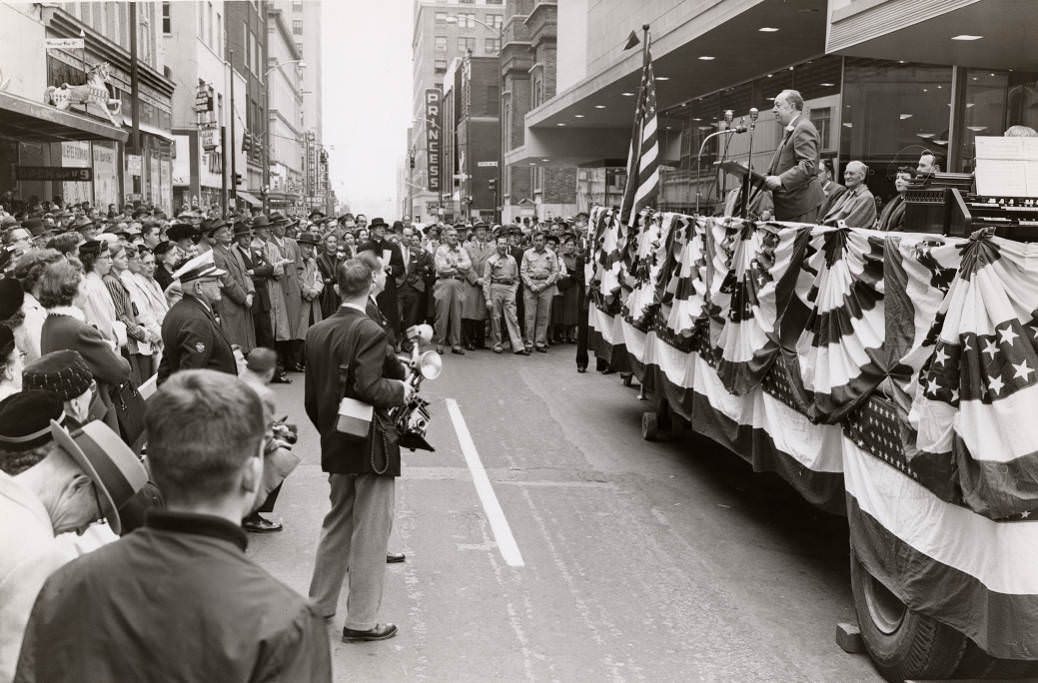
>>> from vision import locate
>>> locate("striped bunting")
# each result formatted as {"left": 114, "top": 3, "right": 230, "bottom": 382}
{"left": 912, "top": 229, "right": 1038, "bottom": 519}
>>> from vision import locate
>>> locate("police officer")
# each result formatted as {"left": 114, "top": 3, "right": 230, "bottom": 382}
{"left": 157, "top": 250, "right": 238, "bottom": 384}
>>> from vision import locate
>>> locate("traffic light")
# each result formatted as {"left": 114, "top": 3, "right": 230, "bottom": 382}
{"left": 488, "top": 177, "right": 497, "bottom": 193}
{"left": 234, "top": 173, "right": 243, "bottom": 186}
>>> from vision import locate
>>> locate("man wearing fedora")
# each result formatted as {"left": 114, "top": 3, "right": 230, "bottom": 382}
{"left": 0, "top": 392, "right": 148, "bottom": 680}
{"left": 296, "top": 231, "right": 325, "bottom": 336}
{"left": 15, "top": 370, "right": 332, "bottom": 681}
{"left": 207, "top": 218, "right": 257, "bottom": 355}
{"left": 270, "top": 212, "right": 305, "bottom": 371}
{"left": 157, "top": 251, "right": 238, "bottom": 384}
{"left": 366, "top": 217, "right": 405, "bottom": 346}
{"left": 252, "top": 216, "right": 292, "bottom": 380}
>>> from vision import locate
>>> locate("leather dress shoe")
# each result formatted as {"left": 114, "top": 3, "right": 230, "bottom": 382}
{"left": 270, "top": 373, "right": 292, "bottom": 384}
{"left": 535, "top": 345, "right": 548, "bottom": 353}
{"left": 515, "top": 349, "right": 531, "bottom": 356}
{"left": 451, "top": 346, "right": 465, "bottom": 355}
{"left": 386, "top": 552, "right": 406, "bottom": 563}
{"left": 436, "top": 344, "right": 444, "bottom": 354}
{"left": 342, "top": 623, "right": 398, "bottom": 642}
{"left": 242, "top": 514, "right": 283, "bottom": 533}
{"left": 577, "top": 365, "right": 587, "bottom": 373}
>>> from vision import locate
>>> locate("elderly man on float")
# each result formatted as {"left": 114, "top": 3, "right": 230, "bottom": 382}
{"left": 820, "top": 160, "right": 877, "bottom": 229}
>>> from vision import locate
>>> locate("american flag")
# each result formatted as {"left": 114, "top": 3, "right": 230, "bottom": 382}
{"left": 619, "top": 43, "right": 659, "bottom": 228}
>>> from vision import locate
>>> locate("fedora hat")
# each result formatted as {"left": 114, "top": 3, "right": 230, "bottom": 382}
{"left": 232, "top": 220, "right": 253, "bottom": 237}
{"left": 50, "top": 419, "right": 149, "bottom": 535}
{"left": 251, "top": 215, "right": 271, "bottom": 228}
{"left": 369, "top": 217, "right": 388, "bottom": 230}
{"left": 297, "top": 231, "right": 320, "bottom": 246}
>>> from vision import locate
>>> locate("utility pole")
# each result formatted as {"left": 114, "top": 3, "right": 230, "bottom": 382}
{"left": 229, "top": 48, "right": 237, "bottom": 206}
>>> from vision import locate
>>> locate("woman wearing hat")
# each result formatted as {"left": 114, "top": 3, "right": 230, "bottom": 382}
{"left": 104, "top": 243, "right": 156, "bottom": 386}
{"left": 296, "top": 232, "right": 324, "bottom": 336}
{"left": 316, "top": 233, "right": 341, "bottom": 317}
{"left": 77, "top": 240, "right": 125, "bottom": 349}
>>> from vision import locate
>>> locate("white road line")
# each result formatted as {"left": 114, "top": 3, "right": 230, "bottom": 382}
{"left": 445, "top": 398, "right": 525, "bottom": 567}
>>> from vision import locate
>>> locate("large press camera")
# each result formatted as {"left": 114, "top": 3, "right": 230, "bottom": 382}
{"left": 393, "top": 324, "right": 442, "bottom": 452}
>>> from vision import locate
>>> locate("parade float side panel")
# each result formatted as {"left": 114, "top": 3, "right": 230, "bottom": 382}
{"left": 584, "top": 206, "right": 1038, "bottom": 660}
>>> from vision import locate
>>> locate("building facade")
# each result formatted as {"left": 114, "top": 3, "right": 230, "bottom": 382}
{"left": 514, "top": 0, "right": 1038, "bottom": 215}
{"left": 0, "top": 1, "right": 174, "bottom": 214}
{"left": 224, "top": 0, "right": 267, "bottom": 209}
{"left": 166, "top": 0, "right": 231, "bottom": 212}
{"left": 500, "top": 0, "right": 575, "bottom": 224}
{"left": 265, "top": 6, "right": 304, "bottom": 213}
{"left": 409, "top": 0, "right": 505, "bottom": 223}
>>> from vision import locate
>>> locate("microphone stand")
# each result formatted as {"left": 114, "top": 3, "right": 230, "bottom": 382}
{"left": 695, "top": 128, "right": 741, "bottom": 216}
{"left": 742, "top": 109, "right": 759, "bottom": 220}
{"left": 718, "top": 110, "right": 734, "bottom": 207}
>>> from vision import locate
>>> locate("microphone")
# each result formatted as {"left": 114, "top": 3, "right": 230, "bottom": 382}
{"left": 721, "top": 125, "right": 748, "bottom": 134}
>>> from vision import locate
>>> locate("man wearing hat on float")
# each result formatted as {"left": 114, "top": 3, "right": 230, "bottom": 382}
{"left": 204, "top": 217, "right": 256, "bottom": 354}
{"left": 0, "top": 392, "right": 148, "bottom": 680}
{"left": 157, "top": 250, "right": 238, "bottom": 384}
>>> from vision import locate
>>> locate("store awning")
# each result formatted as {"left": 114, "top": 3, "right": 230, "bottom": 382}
{"left": 236, "top": 191, "right": 262, "bottom": 207}
{"left": 0, "top": 91, "right": 128, "bottom": 144}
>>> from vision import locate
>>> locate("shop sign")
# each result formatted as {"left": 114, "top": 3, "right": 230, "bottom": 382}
{"left": 424, "top": 89, "right": 441, "bottom": 192}
{"left": 127, "top": 154, "right": 142, "bottom": 176}
{"left": 199, "top": 124, "right": 219, "bottom": 152}
{"left": 477, "top": 161, "right": 497, "bottom": 168}
{"left": 45, "top": 38, "right": 85, "bottom": 50}
{"left": 193, "top": 82, "right": 214, "bottom": 114}
{"left": 15, "top": 166, "right": 92, "bottom": 181}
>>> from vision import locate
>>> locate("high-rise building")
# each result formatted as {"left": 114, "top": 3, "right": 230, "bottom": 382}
{"left": 500, "top": 0, "right": 575, "bottom": 224}
{"left": 223, "top": 0, "right": 267, "bottom": 209}
{"left": 443, "top": 54, "right": 499, "bottom": 223}
{"left": 265, "top": 5, "right": 305, "bottom": 212}
{"left": 165, "top": 0, "right": 231, "bottom": 211}
{"left": 409, "top": 0, "right": 505, "bottom": 224}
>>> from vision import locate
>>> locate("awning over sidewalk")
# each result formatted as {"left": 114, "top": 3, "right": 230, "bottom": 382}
{"left": 236, "top": 191, "right": 262, "bottom": 207}
{"left": 0, "top": 91, "right": 128, "bottom": 144}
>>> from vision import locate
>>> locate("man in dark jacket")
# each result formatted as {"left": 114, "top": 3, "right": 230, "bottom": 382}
{"left": 763, "top": 89, "right": 826, "bottom": 223}
{"left": 368, "top": 217, "right": 404, "bottom": 344}
{"left": 14, "top": 370, "right": 331, "bottom": 682}
{"left": 305, "top": 257, "right": 410, "bottom": 642}
{"left": 156, "top": 251, "right": 238, "bottom": 384}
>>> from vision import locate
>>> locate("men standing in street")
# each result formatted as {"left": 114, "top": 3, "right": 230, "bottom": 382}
{"left": 368, "top": 218, "right": 404, "bottom": 345}
{"left": 432, "top": 227, "right": 471, "bottom": 355}
{"left": 483, "top": 234, "right": 526, "bottom": 355}
{"left": 521, "top": 231, "right": 559, "bottom": 353}
{"left": 208, "top": 218, "right": 256, "bottom": 354}
{"left": 156, "top": 251, "right": 238, "bottom": 384}
{"left": 15, "top": 371, "right": 331, "bottom": 681}
{"left": 397, "top": 226, "right": 432, "bottom": 333}
{"left": 763, "top": 89, "right": 825, "bottom": 223}
{"left": 463, "top": 222, "right": 494, "bottom": 350}
{"left": 305, "top": 258, "right": 411, "bottom": 643}
{"left": 252, "top": 216, "right": 292, "bottom": 381}
{"left": 271, "top": 213, "right": 304, "bottom": 371}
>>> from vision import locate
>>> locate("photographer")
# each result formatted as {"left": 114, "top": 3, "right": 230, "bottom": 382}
{"left": 304, "top": 258, "right": 411, "bottom": 643}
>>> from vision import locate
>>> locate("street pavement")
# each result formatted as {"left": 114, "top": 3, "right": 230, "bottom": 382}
{"left": 249, "top": 344, "right": 883, "bottom": 682}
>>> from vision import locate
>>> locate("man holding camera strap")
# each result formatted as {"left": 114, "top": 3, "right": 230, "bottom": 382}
{"left": 304, "top": 258, "right": 412, "bottom": 643}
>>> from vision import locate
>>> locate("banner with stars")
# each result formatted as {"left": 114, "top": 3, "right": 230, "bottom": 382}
{"left": 912, "top": 229, "right": 1038, "bottom": 520}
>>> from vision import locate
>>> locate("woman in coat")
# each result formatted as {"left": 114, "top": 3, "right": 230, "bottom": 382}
{"left": 104, "top": 243, "right": 154, "bottom": 386}
{"left": 296, "top": 232, "right": 325, "bottom": 336}
{"left": 316, "top": 232, "right": 341, "bottom": 318}
{"left": 77, "top": 240, "right": 124, "bottom": 349}
{"left": 38, "top": 260, "right": 132, "bottom": 436}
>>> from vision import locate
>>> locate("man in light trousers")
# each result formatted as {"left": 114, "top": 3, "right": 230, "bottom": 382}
{"left": 521, "top": 231, "right": 559, "bottom": 352}
{"left": 483, "top": 235, "right": 526, "bottom": 355}
{"left": 432, "top": 227, "right": 471, "bottom": 355}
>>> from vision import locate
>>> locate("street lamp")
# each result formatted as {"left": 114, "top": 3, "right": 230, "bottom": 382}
{"left": 443, "top": 14, "right": 503, "bottom": 223}
{"left": 263, "top": 59, "right": 307, "bottom": 212}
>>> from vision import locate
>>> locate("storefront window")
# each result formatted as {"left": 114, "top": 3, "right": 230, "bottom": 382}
{"left": 958, "top": 70, "right": 1009, "bottom": 173}
{"left": 840, "top": 58, "right": 953, "bottom": 201}
{"left": 1008, "top": 72, "right": 1038, "bottom": 133}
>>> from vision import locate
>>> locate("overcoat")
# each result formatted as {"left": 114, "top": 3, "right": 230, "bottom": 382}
{"left": 156, "top": 295, "right": 238, "bottom": 384}
{"left": 211, "top": 243, "right": 257, "bottom": 353}
{"left": 463, "top": 240, "right": 495, "bottom": 320}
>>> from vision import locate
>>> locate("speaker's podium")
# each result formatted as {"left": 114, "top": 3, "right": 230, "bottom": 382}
{"left": 714, "top": 160, "right": 769, "bottom": 218}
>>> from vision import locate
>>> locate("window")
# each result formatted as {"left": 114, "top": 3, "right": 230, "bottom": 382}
{"left": 459, "top": 0, "right": 473, "bottom": 4}
{"left": 485, "top": 38, "right": 499, "bottom": 53}
{"left": 200, "top": 4, "right": 206, "bottom": 42}
{"left": 295, "top": 41, "right": 304, "bottom": 54}
{"left": 243, "top": 24, "right": 251, "bottom": 70}
{"left": 458, "top": 37, "right": 475, "bottom": 52}
{"left": 434, "top": 36, "right": 447, "bottom": 52}
{"left": 292, "top": 19, "right": 303, "bottom": 35}
{"left": 486, "top": 14, "right": 503, "bottom": 29}
{"left": 459, "top": 13, "right": 475, "bottom": 28}
{"left": 486, "top": 0, "right": 502, "bottom": 4}
{"left": 161, "top": 1, "right": 171, "bottom": 33}
{"left": 435, "top": 58, "right": 447, "bottom": 72}
{"left": 208, "top": 2, "right": 214, "bottom": 48}
{"left": 216, "top": 12, "right": 222, "bottom": 54}
{"left": 291, "top": 0, "right": 303, "bottom": 10}
{"left": 434, "top": 12, "right": 447, "bottom": 23}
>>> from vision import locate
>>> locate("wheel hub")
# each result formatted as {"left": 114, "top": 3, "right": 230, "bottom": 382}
{"left": 863, "top": 571, "right": 907, "bottom": 635}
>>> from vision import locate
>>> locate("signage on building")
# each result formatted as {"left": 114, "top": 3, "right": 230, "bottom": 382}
{"left": 424, "top": 89, "right": 441, "bottom": 192}
{"left": 199, "top": 123, "right": 218, "bottom": 152}
{"left": 477, "top": 161, "right": 498, "bottom": 168}
{"left": 45, "top": 38, "right": 85, "bottom": 50}
{"left": 15, "top": 166, "right": 92, "bottom": 182}
{"left": 193, "top": 82, "right": 214, "bottom": 114}
{"left": 126, "top": 154, "right": 142, "bottom": 176}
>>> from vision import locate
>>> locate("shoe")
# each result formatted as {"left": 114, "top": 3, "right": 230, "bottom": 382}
{"left": 493, "top": 345, "right": 503, "bottom": 354}
{"left": 270, "top": 374, "right": 292, "bottom": 384}
{"left": 342, "top": 623, "right": 398, "bottom": 642}
{"left": 515, "top": 349, "right": 531, "bottom": 356}
{"left": 464, "top": 342, "right": 476, "bottom": 351}
{"left": 535, "top": 345, "right": 548, "bottom": 353}
{"left": 386, "top": 552, "right": 406, "bottom": 563}
{"left": 436, "top": 344, "right": 444, "bottom": 354}
{"left": 451, "top": 346, "right": 465, "bottom": 355}
{"left": 577, "top": 366, "right": 587, "bottom": 373}
{"left": 242, "top": 514, "right": 283, "bottom": 533}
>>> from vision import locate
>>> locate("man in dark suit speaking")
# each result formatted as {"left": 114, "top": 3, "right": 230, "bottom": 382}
{"left": 763, "top": 89, "right": 825, "bottom": 223}
{"left": 304, "top": 258, "right": 411, "bottom": 642}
